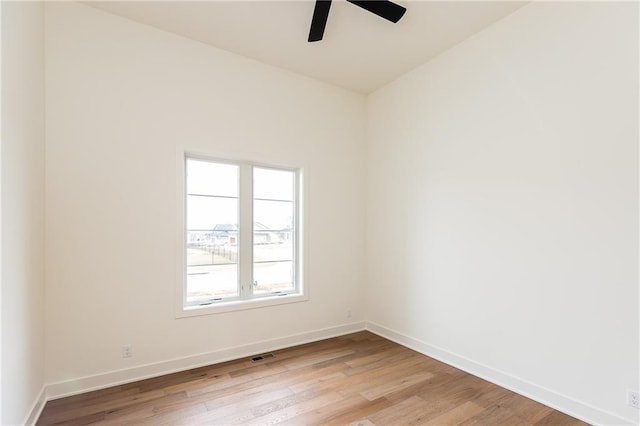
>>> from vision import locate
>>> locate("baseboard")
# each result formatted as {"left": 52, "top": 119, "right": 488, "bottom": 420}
{"left": 30, "top": 320, "right": 633, "bottom": 425}
{"left": 365, "top": 321, "right": 634, "bottom": 426}
{"left": 23, "top": 385, "right": 47, "bottom": 426}
{"left": 44, "top": 321, "right": 366, "bottom": 402}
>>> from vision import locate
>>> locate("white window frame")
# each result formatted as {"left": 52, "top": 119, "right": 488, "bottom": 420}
{"left": 176, "top": 150, "right": 307, "bottom": 318}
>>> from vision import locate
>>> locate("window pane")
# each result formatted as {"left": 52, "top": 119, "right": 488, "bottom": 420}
{"left": 187, "top": 159, "right": 238, "bottom": 197}
{"left": 187, "top": 230, "right": 238, "bottom": 266}
{"left": 253, "top": 199, "right": 294, "bottom": 267}
{"left": 254, "top": 232, "right": 293, "bottom": 262}
{"left": 186, "top": 264, "right": 239, "bottom": 302}
{"left": 254, "top": 167, "right": 294, "bottom": 201}
{"left": 186, "top": 158, "right": 240, "bottom": 303}
{"left": 253, "top": 199, "right": 293, "bottom": 230}
{"left": 253, "top": 261, "right": 294, "bottom": 295}
{"left": 253, "top": 167, "right": 295, "bottom": 296}
{"left": 187, "top": 195, "right": 238, "bottom": 230}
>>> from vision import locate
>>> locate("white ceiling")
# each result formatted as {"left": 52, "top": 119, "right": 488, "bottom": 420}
{"left": 86, "top": 1, "right": 527, "bottom": 94}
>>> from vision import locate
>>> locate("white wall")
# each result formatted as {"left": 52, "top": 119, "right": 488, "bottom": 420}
{"left": 1, "top": 1, "right": 46, "bottom": 424}
{"left": 367, "top": 2, "right": 638, "bottom": 424}
{"left": 44, "top": 2, "right": 366, "bottom": 388}
{"left": 35, "top": 1, "right": 640, "bottom": 424}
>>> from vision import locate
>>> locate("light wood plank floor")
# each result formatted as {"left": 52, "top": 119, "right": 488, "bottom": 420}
{"left": 37, "top": 332, "right": 587, "bottom": 425}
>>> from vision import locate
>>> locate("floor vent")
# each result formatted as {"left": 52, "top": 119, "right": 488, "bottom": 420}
{"left": 251, "top": 353, "right": 275, "bottom": 362}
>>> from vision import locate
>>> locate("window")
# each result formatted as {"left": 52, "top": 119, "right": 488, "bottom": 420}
{"left": 179, "top": 155, "right": 304, "bottom": 315}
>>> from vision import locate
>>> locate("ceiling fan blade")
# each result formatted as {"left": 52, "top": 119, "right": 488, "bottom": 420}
{"left": 308, "top": 0, "right": 332, "bottom": 42}
{"left": 346, "top": 0, "right": 406, "bottom": 23}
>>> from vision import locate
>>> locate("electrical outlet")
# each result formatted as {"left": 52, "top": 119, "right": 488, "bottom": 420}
{"left": 628, "top": 390, "right": 639, "bottom": 408}
{"left": 122, "top": 344, "right": 133, "bottom": 358}
{"left": 346, "top": 309, "right": 352, "bottom": 318}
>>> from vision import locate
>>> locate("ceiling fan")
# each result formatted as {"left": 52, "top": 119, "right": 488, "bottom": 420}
{"left": 308, "top": 0, "right": 406, "bottom": 42}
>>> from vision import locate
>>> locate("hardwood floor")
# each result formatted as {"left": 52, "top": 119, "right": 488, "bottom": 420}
{"left": 37, "top": 332, "right": 586, "bottom": 425}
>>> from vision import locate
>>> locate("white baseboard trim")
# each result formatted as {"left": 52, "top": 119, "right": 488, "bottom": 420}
{"left": 28, "top": 321, "right": 633, "bottom": 426}
{"left": 365, "top": 321, "right": 634, "bottom": 426}
{"left": 34, "top": 321, "right": 365, "bottom": 413}
{"left": 23, "top": 385, "right": 47, "bottom": 426}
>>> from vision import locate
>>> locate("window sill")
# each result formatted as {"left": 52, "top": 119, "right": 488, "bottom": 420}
{"left": 176, "top": 293, "right": 308, "bottom": 318}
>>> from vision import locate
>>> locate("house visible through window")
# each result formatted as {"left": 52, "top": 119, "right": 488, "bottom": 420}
{"left": 184, "top": 156, "right": 301, "bottom": 310}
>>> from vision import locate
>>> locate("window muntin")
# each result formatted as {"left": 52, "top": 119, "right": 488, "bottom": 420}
{"left": 183, "top": 157, "right": 300, "bottom": 309}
